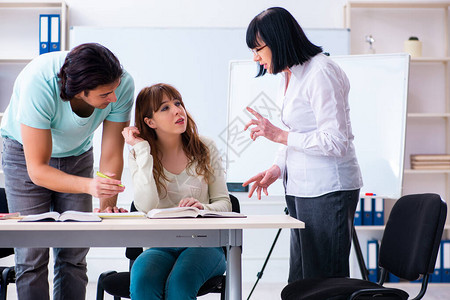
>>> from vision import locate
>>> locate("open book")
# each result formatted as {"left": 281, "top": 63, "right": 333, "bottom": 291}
{"left": 147, "top": 207, "right": 246, "bottom": 219}
{"left": 19, "top": 210, "right": 101, "bottom": 222}
{"left": 94, "top": 212, "right": 147, "bottom": 219}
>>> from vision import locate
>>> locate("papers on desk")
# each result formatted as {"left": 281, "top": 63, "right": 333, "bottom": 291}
{"left": 0, "top": 212, "right": 21, "bottom": 220}
{"left": 147, "top": 207, "right": 246, "bottom": 219}
{"left": 19, "top": 211, "right": 101, "bottom": 222}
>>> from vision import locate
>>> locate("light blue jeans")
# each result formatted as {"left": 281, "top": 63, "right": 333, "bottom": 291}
{"left": 130, "top": 247, "right": 226, "bottom": 300}
{"left": 2, "top": 138, "right": 93, "bottom": 300}
{"left": 286, "top": 189, "right": 360, "bottom": 282}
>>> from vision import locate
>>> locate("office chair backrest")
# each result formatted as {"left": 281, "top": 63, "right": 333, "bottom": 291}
{"left": 379, "top": 193, "right": 447, "bottom": 281}
{"left": 0, "top": 187, "right": 14, "bottom": 258}
{"left": 229, "top": 194, "right": 240, "bottom": 213}
{"left": 0, "top": 188, "right": 8, "bottom": 214}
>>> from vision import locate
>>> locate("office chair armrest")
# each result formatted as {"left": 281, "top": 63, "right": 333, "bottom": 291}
{"left": 350, "top": 287, "right": 408, "bottom": 300}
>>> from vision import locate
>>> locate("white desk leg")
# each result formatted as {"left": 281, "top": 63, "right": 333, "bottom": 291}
{"left": 226, "top": 229, "right": 242, "bottom": 300}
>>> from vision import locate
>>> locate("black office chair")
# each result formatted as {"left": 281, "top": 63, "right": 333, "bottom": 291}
{"left": 96, "top": 194, "right": 241, "bottom": 300}
{"left": 281, "top": 193, "right": 447, "bottom": 300}
{"left": 0, "top": 188, "right": 16, "bottom": 300}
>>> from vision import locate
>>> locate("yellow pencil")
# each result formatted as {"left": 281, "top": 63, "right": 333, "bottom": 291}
{"left": 96, "top": 171, "right": 125, "bottom": 187}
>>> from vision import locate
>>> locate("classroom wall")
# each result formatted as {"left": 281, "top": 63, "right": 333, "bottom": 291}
{"left": 3, "top": 0, "right": 446, "bottom": 287}
{"left": 66, "top": 0, "right": 347, "bottom": 29}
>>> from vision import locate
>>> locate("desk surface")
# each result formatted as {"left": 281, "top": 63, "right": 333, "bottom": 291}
{"left": 0, "top": 214, "right": 304, "bottom": 231}
{"left": 0, "top": 215, "right": 304, "bottom": 248}
{"left": 0, "top": 215, "right": 303, "bottom": 300}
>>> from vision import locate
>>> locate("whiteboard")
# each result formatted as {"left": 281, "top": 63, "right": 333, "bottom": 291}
{"left": 227, "top": 54, "right": 409, "bottom": 198}
{"left": 69, "top": 27, "right": 350, "bottom": 168}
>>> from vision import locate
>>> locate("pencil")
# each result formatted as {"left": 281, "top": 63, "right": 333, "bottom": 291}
{"left": 96, "top": 171, "right": 125, "bottom": 187}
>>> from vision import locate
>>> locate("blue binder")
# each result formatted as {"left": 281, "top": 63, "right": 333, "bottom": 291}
{"left": 442, "top": 240, "right": 450, "bottom": 282}
{"left": 367, "top": 240, "right": 379, "bottom": 282}
{"left": 373, "top": 198, "right": 384, "bottom": 225}
{"left": 49, "top": 14, "right": 61, "bottom": 52}
{"left": 431, "top": 243, "right": 442, "bottom": 282}
{"left": 354, "top": 198, "right": 362, "bottom": 225}
{"left": 363, "top": 197, "right": 373, "bottom": 225}
{"left": 39, "top": 15, "right": 50, "bottom": 54}
{"left": 389, "top": 273, "right": 400, "bottom": 283}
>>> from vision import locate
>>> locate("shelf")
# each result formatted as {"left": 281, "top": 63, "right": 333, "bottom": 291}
{"left": 355, "top": 225, "right": 385, "bottom": 230}
{"left": 347, "top": 2, "right": 450, "bottom": 9}
{"left": 404, "top": 169, "right": 450, "bottom": 174}
{"left": 411, "top": 57, "right": 450, "bottom": 63}
{"left": 407, "top": 113, "right": 450, "bottom": 118}
{"left": 0, "top": 58, "right": 33, "bottom": 63}
{"left": 0, "top": 1, "right": 66, "bottom": 8}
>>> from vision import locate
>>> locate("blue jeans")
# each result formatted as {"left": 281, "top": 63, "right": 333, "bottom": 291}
{"left": 2, "top": 138, "right": 93, "bottom": 300}
{"left": 286, "top": 189, "right": 359, "bottom": 282}
{"left": 130, "top": 247, "right": 226, "bottom": 300}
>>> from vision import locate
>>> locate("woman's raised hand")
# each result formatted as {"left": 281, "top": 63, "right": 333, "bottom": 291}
{"left": 122, "top": 126, "right": 145, "bottom": 146}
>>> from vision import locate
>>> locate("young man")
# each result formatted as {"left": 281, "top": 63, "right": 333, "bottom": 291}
{"left": 1, "top": 43, "right": 134, "bottom": 300}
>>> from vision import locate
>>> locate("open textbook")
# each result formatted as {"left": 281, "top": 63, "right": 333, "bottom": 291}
{"left": 147, "top": 207, "right": 246, "bottom": 219}
{"left": 19, "top": 210, "right": 101, "bottom": 222}
{"left": 94, "top": 212, "right": 147, "bottom": 219}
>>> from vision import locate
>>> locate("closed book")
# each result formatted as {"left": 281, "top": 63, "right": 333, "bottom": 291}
{"left": 442, "top": 240, "right": 450, "bottom": 282}
{"left": 367, "top": 240, "right": 379, "bottom": 282}
{"left": 410, "top": 154, "right": 450, "bottom": 161}
{"left": 373, "top": 198, "right": 384, "bottom": 226}
{"left": 354, "top": 198, "right": 362, "bottom": 226}
{"left": 363, "top": 197, "right": 373, "bottom": 225}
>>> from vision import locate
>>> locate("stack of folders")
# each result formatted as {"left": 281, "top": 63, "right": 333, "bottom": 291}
{"left": 410, "top": 154, "right": 450, "bottom": 170}
{"left": 367, "top": 239, "right": 450, "bottom": 283}
{"left": 39, "top": 14, "right": 61, "bottom": 55}
{"left": 354, "top": 198, "right": 384, "bottom": 226}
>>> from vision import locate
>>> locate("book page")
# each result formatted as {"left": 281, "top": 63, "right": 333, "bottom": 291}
{"left": 198, "top": 210, "right": 246, "bottom": 218}
{"left": 59, "top": 211, "right": 101, "bottom": 222}
{"left": 19, "top": 211, "right": 60, "bottom": 222}
{"left": 147, "top": 207, "right": 200, "bottom": 219}
{"left": 95, "top": 212, "right": 146, "bottom": 218}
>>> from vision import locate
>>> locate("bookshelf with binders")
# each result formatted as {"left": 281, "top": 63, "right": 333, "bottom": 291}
{"left": 0, "top": 1, "right": 68, "bottom": 187}
{"left": 344, "top": 1, "right": 450, "bottom": 232}
{"left": 345, "top": 1, "right": 450, "bottom": 281}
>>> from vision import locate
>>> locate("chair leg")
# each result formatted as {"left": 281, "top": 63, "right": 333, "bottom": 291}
{"left": 97, "top": 271, "right": 119, "bottom": 300}
{"left": 1, "top": 267, "right": 14, "bottom": 300}
{"left": 220, "top": 277, "right": 226, "bottom": 300}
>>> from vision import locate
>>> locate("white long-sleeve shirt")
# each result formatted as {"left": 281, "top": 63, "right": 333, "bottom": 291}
{"left": 274, "top": 54, "right": 363, "bottom": 197}
{"left": 128, "top": 136, "right": 231, "bottom": 213}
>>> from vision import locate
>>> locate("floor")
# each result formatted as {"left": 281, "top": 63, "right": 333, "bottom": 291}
{"left": 4, "top": 281, "right": 450, "bottom": 299}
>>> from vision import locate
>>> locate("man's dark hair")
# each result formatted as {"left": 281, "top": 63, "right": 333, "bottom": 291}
{"left": 58, "top": 43, "right": 123, "bottom": 100}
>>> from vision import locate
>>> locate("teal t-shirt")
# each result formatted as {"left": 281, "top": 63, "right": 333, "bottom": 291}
{"left": 0, "top": 51, "right": 135, "bottom": 157}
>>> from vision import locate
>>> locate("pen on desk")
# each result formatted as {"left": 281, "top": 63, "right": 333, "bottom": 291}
{"left": 96, "top": 171, "right": 125, "bottom": 187}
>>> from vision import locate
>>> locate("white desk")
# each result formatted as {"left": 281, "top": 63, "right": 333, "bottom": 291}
{"left": 0, "top": 215, "right": 304, "bottom": 300}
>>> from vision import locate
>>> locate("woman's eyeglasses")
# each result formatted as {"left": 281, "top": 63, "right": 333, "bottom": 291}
{"left": 251, "top": 45, "right": 267, "bottom": 55}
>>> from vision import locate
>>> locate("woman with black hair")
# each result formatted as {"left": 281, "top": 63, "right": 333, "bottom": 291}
{"left": 0, "top": 43, "right": 134, "bottom": 300}
{"left": 243, "top": 7, "right": 363, "bottom": 282}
